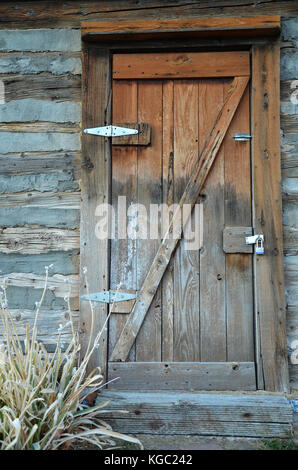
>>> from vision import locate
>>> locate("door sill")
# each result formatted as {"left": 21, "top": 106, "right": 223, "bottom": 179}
{"left": 96, "top": 390, "right": 293, "bottom": 438}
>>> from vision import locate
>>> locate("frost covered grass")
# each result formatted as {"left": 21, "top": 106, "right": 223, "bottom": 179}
{"left": 0, "top": 266, "right": 142, "bottom": 450}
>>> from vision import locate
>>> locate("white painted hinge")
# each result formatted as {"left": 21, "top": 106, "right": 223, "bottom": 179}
{"left": 83, "top": 125, "right": 139, "bottom": 137}
{"left": 81, "top": 290, "right": 137, "bottom": 303}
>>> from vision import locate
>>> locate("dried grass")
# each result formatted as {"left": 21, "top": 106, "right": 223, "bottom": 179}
{"left": 0, "top": 266, "right": 142, "bottom": 450}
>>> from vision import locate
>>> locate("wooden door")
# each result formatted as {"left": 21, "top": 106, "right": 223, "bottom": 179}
{"left": 107, "top": 51, "right": 256, "bottom": 391}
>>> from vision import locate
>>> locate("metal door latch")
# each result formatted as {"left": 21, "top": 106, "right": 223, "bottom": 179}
{"left": 81, "top": 290, "right": 137, "bottom": 303}
{"left": 84, "top": 125, "right": 139, "bottom": 137}
{"left": 245, "top": 234, "right": 264, "bottom": 255}
{"left": 233, "top": 133, "right": 252, "bottom": 141}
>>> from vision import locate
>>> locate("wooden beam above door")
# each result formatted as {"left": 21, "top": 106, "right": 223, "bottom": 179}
{"left": 82, "top": 16, "right": 280, "bottom": 42}
{"left": 113, "top": 52, "right": 250, "bottom": 80}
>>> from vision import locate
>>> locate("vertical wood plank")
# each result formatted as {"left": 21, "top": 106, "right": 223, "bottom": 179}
{"left": 199, "top": 79, "right": 226, "bottom": 362}
{"left": 80, "top": 46, "right": 111, "bottom": 377}
{"left": 162, "top": 80, "right": 174, "bottom": 362}
{"left": 109, "top": 80, "right": 138, "bottom": 362}
{"left": 224, "top": 84, "right": 254, "bottom": 362}
{"left": 252, "top": 43, "right": 289, "bottom": 392}
{"left": 135, "top": 81, "right": 163, "bottom": 362}
{"left": 173, "top": 80, "right": 200, "bottom": 362}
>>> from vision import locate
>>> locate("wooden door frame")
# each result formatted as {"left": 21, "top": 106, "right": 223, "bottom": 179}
{"left": 81, "top": 16, "right": 289, "bottom": 393}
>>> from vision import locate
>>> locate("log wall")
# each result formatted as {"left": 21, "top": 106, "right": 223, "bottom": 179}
{"left": 0, "top": 1, "right": 297, "bottom": 390}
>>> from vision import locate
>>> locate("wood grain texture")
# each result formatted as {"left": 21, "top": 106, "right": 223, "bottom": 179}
{"left": 223, "top": 227, "right": 253, "bottom": 254}
{"left": 109, "top": 79, "right": 138, "bottom": 363}
{"left": 97, "top": 390, "right": 293, "bottom": 437}
{"left": 199, "top": 79, "right": 226, "bottom": 363}
{"left": 108, "top": 362, "right": 256, "bottom": 391}
{"left": 2, "top": 73, "right": 81, "bottom": 103}
{"left": 113, "top": 52, "right": 250, "bottom": 79}
{"left": 0, "top": 227, "right": 79, "bottom": 254}
{"left": 83, "top": 16, "right": 280, "bottom": 40}
{"left": 112, "top": 122, "right": 151, "bottom": 146}
{"left": 224, "top": 83, "right": 254, "bottom": 363}
{"left": 252, "top": 43, "right": 289, "bottom": 392}
{"left": 0, "top": 3, "right": 295, "bottom": 29}
{"left": 173, "top": 80, "right": 200, "bottom": 362}
{"left": 110, "top": 76, "right": 249, "bottom": 362}
{"left": 135, "top": 80, "right": 162, "bottom": 362}
{"left": 161, "top": 80, "right": 174, "bottom": 362}
{"left": 80, "top": 47, "right": 110, "bottom": 377}
{"left": 0, "top": 191, "right": 80, "bottom": 209}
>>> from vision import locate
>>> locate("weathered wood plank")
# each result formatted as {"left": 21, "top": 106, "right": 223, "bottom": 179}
{"left": 113, "top": 52, "right": 250, "bottom": 79}
{"left": 0, "top": 132, "right": 80, "bottom": 153}
{"left": 173, "top": 80, "right": 200, "bottom": 362}
{"left": 109, "top": 79, "right": 138, "bottom": 363}
{"left": 0, "top": 123, "right": 80, "bottom": 133}
{"left": 0, "top": 151, "right": 80, "bottom": 176}
{"left": 0, "top": 191, "right": 80, "bottom": 209}
{"left": 0, "top": 99, "right": 81, "bottom": 123}
{"left": 223, "top": 227, "right": 253, "bottom": 253}
{"left": 161, "top": 80, "right": 174, "bottom": 362}
{"left": 80, "top": 46, "right": 110, "bottom": 377}
{"left": 84, "top": 17, "right": 280, "bottom": 41}
{"left": 0, "top": 29, "right": 81, "bottom": 52}
{"left": 0, "top": 309, "right": 79, "bottom": 339}
{"left": 97, "top": 391, "right": 293, "bottom": 437}
{"left": 108, "top": 362, "right": 256, "bottom": 391}
{"left": 112, "top": 122, "right": 151, "bottom": 146}
{"left": 2, "top": 73, "right": 81, "bottom": 103}
{"left": 0, "top": 2, "right": 295, "bottom": 29}
{"left": 224, "top": 83, "right": 254, "bottom": 364}
{"left": 0, "top": 227, "right": 79, "bottom": 254}
{"left": 252, "top": 43, "right": 289, "bottom": 392}
{"left": 99, "top": 390, "right": 292, "bottom": 423}
{"left": 110, "top": 76, "right": 249, "bottom": 362}
{"left": 284, "top": 226, "right": 298, "bottom": 255}
{"left": 135, "top": 80, "right": 162, "bottom": 362}
{"left": 199, "top": 79, "right": 226, "bottom": 363}
{"left": 0, "top": 273, "right": 79, "bottom": 299}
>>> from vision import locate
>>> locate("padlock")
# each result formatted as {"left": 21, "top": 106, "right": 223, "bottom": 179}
{"left": 255, "top": 236, "right": 264, "bottom": 255}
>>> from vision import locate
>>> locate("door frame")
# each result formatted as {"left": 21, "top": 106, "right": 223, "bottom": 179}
{"left": 80, "top": 16, "right": 289, "bottom": 393}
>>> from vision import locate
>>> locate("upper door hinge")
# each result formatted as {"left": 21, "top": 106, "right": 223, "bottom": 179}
{"left": 84, "top": 125, "right": 139, "bottom": 137}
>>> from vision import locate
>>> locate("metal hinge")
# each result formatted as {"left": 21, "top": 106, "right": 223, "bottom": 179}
{"left": 81, "top": 290, "right": 137, "bottom": 303}
{"left": 245, "top": 234, "right": 264, "bottom": 255}
{"left": 233, "top": 133, "right": 252, "bottom": 141}
{"left": 84, "top": 125, "right": 139, "bottom": 137}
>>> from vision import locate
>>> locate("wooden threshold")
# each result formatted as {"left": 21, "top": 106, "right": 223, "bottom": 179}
{"left": 82, "top": 16, "right": 280, "bottom": 42}
{"left": 97, "top": 391, "right": 293, "bottom": 438}
{"left": 108, "top": 362, "right": 256, "bottom": 391}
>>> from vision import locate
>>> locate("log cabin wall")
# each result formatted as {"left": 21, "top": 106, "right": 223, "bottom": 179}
{"left": 0, "top": 1, "right": 297, "bottom": 390}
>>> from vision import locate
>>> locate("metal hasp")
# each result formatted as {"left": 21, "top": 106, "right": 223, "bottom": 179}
{"left": 84, "top": 125, "right": 139, "bottom": 137}
{"left": 245, "top": 234, "right": 264, "bottom": 255}
{"left": 81, "top": 290, "right": 137, "bottom": 304}
{"left": 233, "top": 133, "right": 252, "bottom": 141}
